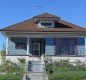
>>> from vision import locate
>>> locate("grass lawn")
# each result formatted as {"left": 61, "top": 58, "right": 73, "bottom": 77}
{"left": 48, "top": 71, "right": 86, "bottom": 80}
{"left": 0, "top": 73, "right": 23, "bottom": 80}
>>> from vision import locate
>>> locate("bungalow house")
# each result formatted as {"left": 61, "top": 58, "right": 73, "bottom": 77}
{"left": 0, "top": 13, "right": 86, "bottom": 62}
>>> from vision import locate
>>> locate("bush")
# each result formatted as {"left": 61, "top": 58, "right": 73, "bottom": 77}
{"left": 0, "top": 50, "right": 25, "bottom": 79}
{"left": 54, "top": 59, "right": 70, "bottom": 71}
{"left": 45, "top": 59, "right": 86, "bottom": 80}
{"left": 46, "top": 63, "right": 54, "bottom": 74}
{"left": 45, "top": 59, "right": 86, "bottom": 72}
{"left": 0, "top": 50, "right": 6, "bottom": 64}
{"left": 0, "top": 73, "right": 22, "bottom": 80}
{"left": 48, "top": 71, "right": 86, "bottom": 80}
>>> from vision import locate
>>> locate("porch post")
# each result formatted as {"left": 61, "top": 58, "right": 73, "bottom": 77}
{"left": 27, "top": 37, "right": 29, "bottom": 55}
{"left": 6, "top": 37, "right": 8, "bottom": 55}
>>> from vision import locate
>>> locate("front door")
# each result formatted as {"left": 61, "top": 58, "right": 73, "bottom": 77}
{"left": 32, "top": 42, "right": 40, "bottom": 56}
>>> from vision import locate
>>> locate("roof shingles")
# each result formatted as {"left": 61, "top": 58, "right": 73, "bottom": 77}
{"left": 0, "top": 13, "right": 86, "bottom": 32}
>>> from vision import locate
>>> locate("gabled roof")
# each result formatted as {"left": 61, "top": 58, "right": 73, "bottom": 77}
{"left": 0, "top": 13, "right": 86, "bottom": 32}
{"left": 33, "top": 13, "right": 60, "bottom": 19}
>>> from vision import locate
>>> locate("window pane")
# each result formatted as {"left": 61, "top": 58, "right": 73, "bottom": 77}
{"left": 41, "top": 22, "right": 52, "bottom": 26}
{"left": 16, "top": 43, "right": 26, "bottom": 49}
{"left": 33, "top": 50, "right": 39, "bottom": 55}
{"left": 33, "top": 43, "right": 39, "bottom": 49}
{"left": 56, "top": 38, "right": 76, "bottom": 55}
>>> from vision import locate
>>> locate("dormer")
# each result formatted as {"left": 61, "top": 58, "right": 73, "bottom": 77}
{"left": 33, "top": 13, "right": 60, "bottom": 28}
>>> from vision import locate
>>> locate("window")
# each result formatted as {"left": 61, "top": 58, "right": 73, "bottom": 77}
{"left": 41, "top": 22, "right": 52, "bottom": 27}
{"left": 56, "top": 38, "right": 76, "bottom": 55}
{"left": 16, "top": 43, "right": 26, "bottom": 49}
{"left": 38, "top": 21, "right": 54, "bottom": 28}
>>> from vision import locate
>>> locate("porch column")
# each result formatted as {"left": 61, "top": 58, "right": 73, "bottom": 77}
{"left": 6, "top": 37, "right": 9, "bottom": 55}
{"left": 27, "top": 37, "right": 29, "bottom": 55}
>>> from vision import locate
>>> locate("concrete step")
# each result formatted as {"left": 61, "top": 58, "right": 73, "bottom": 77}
{"left": 24, "top": 59, "right": 46, "bottom": 80}
{"left": 23, "top": 73, "right": 47, "bottom": 80}
{"left": 29, "top": 57, "right": 41, "bottom": 61}
{"left": 28, "top": 61, "right": 41, "bottom": 64}
{"left": 27, "top": 61, "right": 44, "bottom": 72}
{"left": 27, "top": 72, "right": 44, "bottom": 75}
{"left": 26, "top": 74, "right": 44, "bottom": 80}
{"left": 28, "top": 75, "right": 44, "bottom": 80}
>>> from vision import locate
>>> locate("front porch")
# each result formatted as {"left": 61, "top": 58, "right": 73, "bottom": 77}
{"left": 6, "top": 37, "right": 85, "bottom": 57}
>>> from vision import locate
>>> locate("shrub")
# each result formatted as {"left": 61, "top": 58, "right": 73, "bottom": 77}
{"left": 0, "top": 73, "right": 22, "bottom": 80}
{"left": 74, "top": 60, "right": 86, "bottom": 71}
{"left": 54, "top": 59, "right": 70, "bottom": 71}
{"left": 45, "top": 59, "right": 86, "bottom": 80}
{"left": 0, "top": 50, "right": 25, "bottom": 79}
{"left": 18, "top": 57, "right": 26, "bottom": 73}
{"left": 48, "top": 71, "right": 86, "bottom": 80}
{"left": 18, "top": 57, "right": 26, "bottom": 65}
{"left": 0, "top": 50, "right": 6, "bottom": 64}
{"left": 45, "top": 59, "right": 86, "bottom": 72}
{"left": 46, "top": 63, "right": 54, "bottom": 74}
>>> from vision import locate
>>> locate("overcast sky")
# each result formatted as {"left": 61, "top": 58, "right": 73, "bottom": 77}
{"left": 0, "top": 0, "right": 86, "bottom": 50}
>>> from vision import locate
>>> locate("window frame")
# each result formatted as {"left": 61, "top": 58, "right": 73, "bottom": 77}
{"left": 38, "top": 21, "right": 54, "bottom": 28}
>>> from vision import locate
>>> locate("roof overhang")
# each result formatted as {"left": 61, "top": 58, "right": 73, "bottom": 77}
{"left": 1, "top": 31, "right": 86, "bottom": 38}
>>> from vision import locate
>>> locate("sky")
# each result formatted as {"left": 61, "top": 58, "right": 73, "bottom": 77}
{"left": 0, "top": 0, "right": 86, "bottom": 50}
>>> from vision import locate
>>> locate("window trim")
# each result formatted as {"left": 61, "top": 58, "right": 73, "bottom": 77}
{"left": 38, "top": 21, "right": 54, "bottom": 28}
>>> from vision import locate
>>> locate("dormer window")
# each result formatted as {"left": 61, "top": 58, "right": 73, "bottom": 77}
{"left": 38, "top": 21, "right": 54, "bottom": 28}
{"left": 41, "top": 22, "right": 52, "bottom": 27}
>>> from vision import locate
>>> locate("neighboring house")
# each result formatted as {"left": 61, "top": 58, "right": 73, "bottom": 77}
{"left": 0, "top": 13, "right": 86, "bottom": 62}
